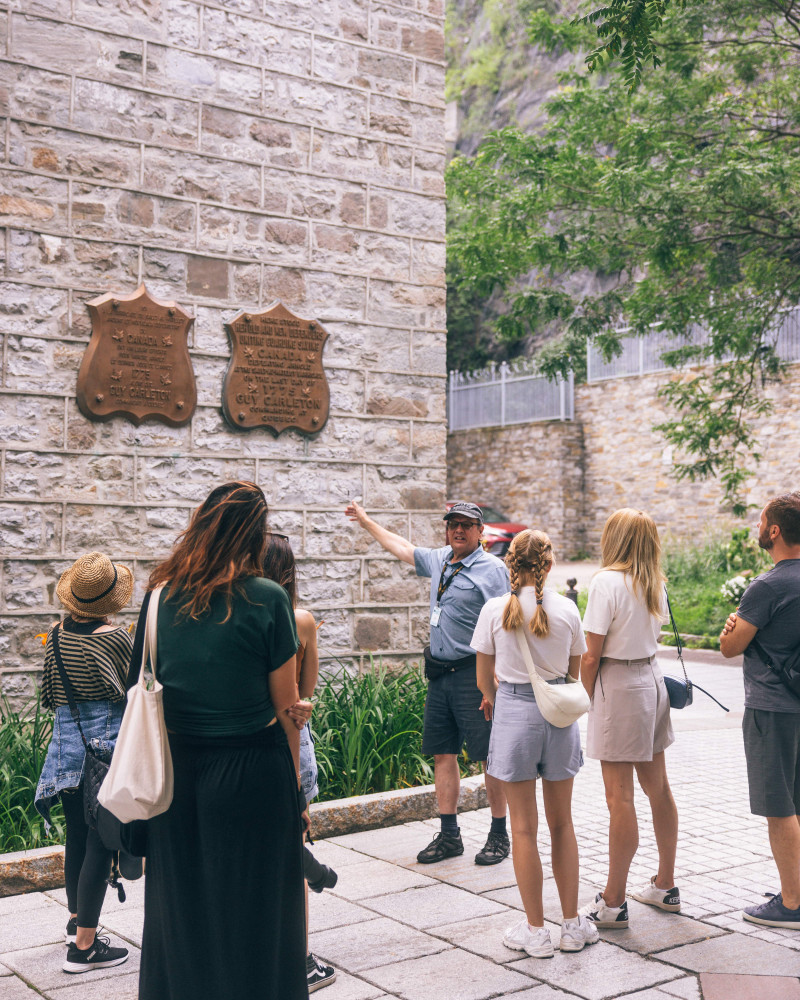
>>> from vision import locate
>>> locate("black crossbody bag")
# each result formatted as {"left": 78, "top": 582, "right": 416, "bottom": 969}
{"left": 663, "top": 591, "right": 729, "bottom": 712}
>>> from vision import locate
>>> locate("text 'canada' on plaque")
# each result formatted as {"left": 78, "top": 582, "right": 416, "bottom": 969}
{"left": 76, "top": 284, "right": 196, "bottom": 427}
{"left": 222, "top": 302, "right": 330, "bottom": 435}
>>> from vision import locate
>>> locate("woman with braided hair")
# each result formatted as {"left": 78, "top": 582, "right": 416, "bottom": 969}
{"left": 472, "top": 529, "right": 598, "bottom": 959}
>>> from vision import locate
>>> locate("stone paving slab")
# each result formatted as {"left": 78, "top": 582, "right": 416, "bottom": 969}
{"left": 362, "top": 882, "right": 507, "bottom": 929}
{"left": 309, "top": 915, "right": 450, "bottom": 973}
{"left": 0, "top": 897, "right": 69, "bottom": 953}
{"left": 507, "top": 942, "right": 684, "bottom": 1000}
{"left": 657, "top": 977, "right": 701, "bottom": 999}
{"left": 360, "top": 947, "right": 533, "bottom": 1000}
{"left": 432, "top": 910, "right": 559, "bottom": 965}
{"left": 326, "top": 858, "right": 439, "bottom": 901}
{"left": 309, "top": 890, "right": 377, "bottom": 933}
{"left": 404, "top": 852, "right": 519, "bottom": 894}
{"left": 0, "top": 978, "right": 44, "bottom": 999}
{"left": 45, "top": 971, "right": 141, "bottom": 1000}
{"left": 699, "top": 972, "right": 800, "bottom": 1000}
{"left": 603, "top": 901, "right": 726, "bottom": 955}
{"left": 659, "top": 931, "right": 800, "bottom": 975}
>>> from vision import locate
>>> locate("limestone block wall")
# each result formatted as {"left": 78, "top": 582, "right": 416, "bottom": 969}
{"left": 0, "top": 0, "right": 447, "bottom": 703}
{"left": 448, "top": 364, "right": 800, "bottom": 557}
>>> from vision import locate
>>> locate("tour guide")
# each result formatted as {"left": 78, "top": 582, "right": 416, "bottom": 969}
{"left": 344, "top": 500, "right": 511, "bottom": 865}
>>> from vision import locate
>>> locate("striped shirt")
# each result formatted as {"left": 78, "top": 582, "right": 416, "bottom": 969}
{"left": 41, "top": 621, "right": 133, "bottom": 709}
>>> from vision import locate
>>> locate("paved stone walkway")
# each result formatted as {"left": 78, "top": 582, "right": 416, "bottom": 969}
{"left": 2, "top": 652, "right": 800, "bottom": 998}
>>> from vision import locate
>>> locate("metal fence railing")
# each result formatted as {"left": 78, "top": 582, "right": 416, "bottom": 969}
{"left": 586, "top": 306, "right": 800, "bottom": 382}
{"left": 447, "top": 363, "right": 573, "bottom": 432}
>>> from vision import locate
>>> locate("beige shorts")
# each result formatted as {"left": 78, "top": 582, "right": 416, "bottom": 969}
{"left": 586, "top": 656, "right": 674, "bottom": 762}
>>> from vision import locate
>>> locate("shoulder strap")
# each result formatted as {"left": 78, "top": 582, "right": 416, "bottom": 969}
{"left": 664, "top": 587, "right": 689, "bottom": 684}
{"left": 50, "top": 625, "right": 89, "bottom": 750}
{"left": 141, "top": 586, "right": 164, "bottom": 686}
{"left": 513, "top": 627, "right": 549, "bottom": 691}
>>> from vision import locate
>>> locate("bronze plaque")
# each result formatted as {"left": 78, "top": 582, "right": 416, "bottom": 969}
{"left": 222, "top": 302, "right": 330, "bottom": 434}
{"left": 76, "top": 285, "right": 196, "bottom": 427}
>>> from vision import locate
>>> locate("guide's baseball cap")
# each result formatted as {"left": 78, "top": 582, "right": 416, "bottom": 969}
{"left": 443, "top": 502, "right": 484, "bottom": 524}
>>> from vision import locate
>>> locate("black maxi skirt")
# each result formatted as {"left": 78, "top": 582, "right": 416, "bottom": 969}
{"left": 139, "top": 725, "right": 308, "bottom": 1000}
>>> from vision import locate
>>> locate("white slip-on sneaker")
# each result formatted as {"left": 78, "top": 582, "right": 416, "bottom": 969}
{"left": 502, "top": 918, "right": 555, "bottom": 958}
{"left": 628, "top": 877, "right": 681, "bottom": 912}
{"left": 578, "top": 892, "right": 629, "bottom": 928}
{"left": 559, "top": 915, "right": 600, "bottom": 952}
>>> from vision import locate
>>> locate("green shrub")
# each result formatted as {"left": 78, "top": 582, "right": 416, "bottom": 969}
{"left": 313, "top": 660, "right": 475, "bottom": 801}
{"left": 0, "top": 696, "right": 64, "bottom": 853}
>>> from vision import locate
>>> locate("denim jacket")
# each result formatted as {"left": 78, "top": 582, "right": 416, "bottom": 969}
{"left": 35, "top": 699, "right": 124, "bottom": 828}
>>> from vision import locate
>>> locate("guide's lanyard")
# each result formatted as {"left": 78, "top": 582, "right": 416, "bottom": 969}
{"left": 431, "top": 561, "right": 464, "bottom": 627}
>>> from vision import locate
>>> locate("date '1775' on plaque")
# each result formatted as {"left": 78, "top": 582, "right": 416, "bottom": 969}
{"left": 76, "top": 285, "right": 196, "bottom": 427}
{"left": 222, "top": 302, "right": 330, "bottom": 435}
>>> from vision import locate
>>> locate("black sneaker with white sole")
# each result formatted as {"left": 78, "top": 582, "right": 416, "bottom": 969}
{"left": 63, "top": 934, "right": 128, "bottom": 974}
{"left": 65, "top": 917, "right": 77, "bottom": 945}
{"left": 307, "top": 952, "right": 337, "bottom": 993}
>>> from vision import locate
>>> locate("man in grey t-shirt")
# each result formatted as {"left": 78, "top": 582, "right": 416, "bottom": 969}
{"left": 720, "top": 491, "right": 800, "bottom": 929}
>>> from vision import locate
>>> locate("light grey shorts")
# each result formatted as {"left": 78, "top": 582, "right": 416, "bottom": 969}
{"left": 487, "top": 681, "right": 583, "bottom": 783}
{"left": 587, "top": 656, "right": 674, "bottom": 762}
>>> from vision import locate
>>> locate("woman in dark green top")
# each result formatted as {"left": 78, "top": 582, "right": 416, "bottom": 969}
{"left": 136, "top": 482, "right": 307, "bottom": 1000}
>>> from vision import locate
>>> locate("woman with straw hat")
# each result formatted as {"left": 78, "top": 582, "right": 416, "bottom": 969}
{"left": 35, "top": 551, "right": 134, "bottom": 974}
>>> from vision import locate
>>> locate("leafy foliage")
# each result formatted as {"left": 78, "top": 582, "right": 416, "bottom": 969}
{"left": 447, "top": 0, "right": 800, "bottom": 513}
{"left": 0, "top": 696, "right": 64, "bottom": 853}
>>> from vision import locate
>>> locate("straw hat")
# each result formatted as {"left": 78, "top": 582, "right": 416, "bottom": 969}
{"left": 56, "top": 552, "right": 134, "bottom": 618}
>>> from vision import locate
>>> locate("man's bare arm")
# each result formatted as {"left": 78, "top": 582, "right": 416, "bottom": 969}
{"left": 719, "top": 612, "right": 759, "bottom": 658}
{"left": 344, "top": 500, "right": 416, "bottom": 565}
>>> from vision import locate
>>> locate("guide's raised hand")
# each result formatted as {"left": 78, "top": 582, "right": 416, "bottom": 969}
{"left": 344, "top": 497, "right": 367, "bottom": 525}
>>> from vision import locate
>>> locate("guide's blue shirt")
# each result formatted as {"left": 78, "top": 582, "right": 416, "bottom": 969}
{"left": 414, "top": 545, "right": 509, "bottom": 661}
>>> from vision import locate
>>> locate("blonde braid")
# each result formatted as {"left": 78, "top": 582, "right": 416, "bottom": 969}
{"left": 501, "top": 553, "right": 524, "bottom": 631}
{"left": 529, "top": 539, "right": 551, "bottom": 638}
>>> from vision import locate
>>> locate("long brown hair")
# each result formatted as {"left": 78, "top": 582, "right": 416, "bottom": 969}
{"left": 600, "top": 508, "right": 665, "bottom": 618}
{"left": 149, "top": 481, "right": 269, "bottom": 620}
{"left": 262, "top": 534, "right": 298, "bottom": 609}
{"left": 502, "top": 529, "right": 554, "bottom": 637}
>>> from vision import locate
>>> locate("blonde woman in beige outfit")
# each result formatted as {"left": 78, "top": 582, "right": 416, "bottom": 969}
{"left": 578, "top": 509, "right": 681, "bottom": 931}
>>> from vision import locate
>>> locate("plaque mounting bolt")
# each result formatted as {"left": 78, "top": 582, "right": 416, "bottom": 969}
{"left": 95, "top": 394, "right": 104, "bottom": 402}
{"left": 168, "top": 308, "right": 175, "bottom": 318}
{"left": 176, "top": 401, "right": 184, "bottom": 410}
{"left": 312, "top": 416, "right": 319, "bottom": 425}
{"left": 238, "top": 412, "right": 246, "bottom": 421}
{"left": 111, "top": 300, "right": 119, "bottom": 310}
{"left": 244, "top": 314, "right": 251, "bottom": 323}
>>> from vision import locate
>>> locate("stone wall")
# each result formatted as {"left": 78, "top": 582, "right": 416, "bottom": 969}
{"left": 0, "top": 0, "right": 447, "bottom": 703}
{"left": 448, "top": 364, "right": 800, "bottom": 558}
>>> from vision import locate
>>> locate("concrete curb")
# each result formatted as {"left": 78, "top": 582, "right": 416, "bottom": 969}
{"left": 0, "top": 775, "right": 487, "bottom": 897}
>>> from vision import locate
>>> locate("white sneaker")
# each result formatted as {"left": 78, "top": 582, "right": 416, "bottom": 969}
{"left": 559, "top": 915, "right": 600, "bottom": 952}
{"left": 628, "top": 877, "right": 681, "bottom": 912}
{"left": 502, "top": 918, "right": 555, "bottom": 958}
{"left": 578, "top": 892, "right": 629, "bottom": 928}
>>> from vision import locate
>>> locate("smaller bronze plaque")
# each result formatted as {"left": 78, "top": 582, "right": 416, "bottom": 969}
{"left": 222, "top": 302, "right": 330, "bottom": 435}
{"left": 77, "top": 285, "right": 196, "bottom": 427}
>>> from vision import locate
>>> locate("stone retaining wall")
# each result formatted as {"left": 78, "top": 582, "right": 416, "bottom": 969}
{"left": 448, "top": 364, "right": 800, "bottom": 558}
{"left": 0, "top": 0, "right": 447, "bottom": 703}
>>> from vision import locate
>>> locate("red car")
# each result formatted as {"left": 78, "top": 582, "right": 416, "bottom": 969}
{"left": 446, "top": 502, "right": 527, "bottom": 558}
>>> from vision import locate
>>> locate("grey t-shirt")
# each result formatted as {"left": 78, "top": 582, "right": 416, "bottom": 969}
{"left": 737, "top": 558, "right": 800, "bottom": 713}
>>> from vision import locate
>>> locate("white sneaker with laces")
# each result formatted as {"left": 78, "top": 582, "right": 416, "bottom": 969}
{"left": 578, "top": 892, "right": 629, "bottom": 928}
{"left": 628, "top": 877, "right": 681, "bottom": 912}
{"left": 502, "top": 918, "right": 554, "bottom": 958}
{"left": 559, "top": 915, "right": 600, "bottom": 952}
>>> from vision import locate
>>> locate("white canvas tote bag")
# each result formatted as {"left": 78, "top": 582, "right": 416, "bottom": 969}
{"left": 98, "top": 585, "right": 174, "bottom": 822}
{"left": 514, "top": 627, "right": 590, "bottom": 728}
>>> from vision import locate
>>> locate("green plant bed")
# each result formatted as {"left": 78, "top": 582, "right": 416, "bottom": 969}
{"left": 313, "top": 661, "right": 477, "bottom": 802}
{"left": 0, "top": 696, "right": 64, "bottom": 854}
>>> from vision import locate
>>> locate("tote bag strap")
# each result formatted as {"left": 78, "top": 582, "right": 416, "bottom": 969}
{"left": 513, "top": 627, "right": 549, "bottom": 695}
{"left": 140, "top": 585, "right": 165, "bottom": 687}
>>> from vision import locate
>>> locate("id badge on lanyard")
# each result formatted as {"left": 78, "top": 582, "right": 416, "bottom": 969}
{"left": 430, "top": 605, "right": 442, "bottom": 627}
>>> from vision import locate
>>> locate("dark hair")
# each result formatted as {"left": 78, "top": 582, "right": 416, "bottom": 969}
{"left": 764, "top": 491, "right": 800, "bottom": 547}
{"left": 149, "top": 481, "right": 269, "bottom": 620}
{"left": 262, "top": 534, "right": 297, "bottom": 609}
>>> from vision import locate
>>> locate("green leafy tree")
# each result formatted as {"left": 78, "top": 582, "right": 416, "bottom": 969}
{"left": 448, "top": 0, "right": 800, "bottom": 513}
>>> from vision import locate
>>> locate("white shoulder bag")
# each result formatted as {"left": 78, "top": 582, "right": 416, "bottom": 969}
{"left": 513, "top": 627, "right": 590, "bottom": 728}
{"left": 98, "top": 586, "right": 174, "bottom": 823}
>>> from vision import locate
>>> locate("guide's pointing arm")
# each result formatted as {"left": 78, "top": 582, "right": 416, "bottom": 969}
{"left": 344, "top": 500, "right": 416, "bottom": 565}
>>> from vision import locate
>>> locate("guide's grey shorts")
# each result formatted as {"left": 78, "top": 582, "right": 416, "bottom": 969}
{"left": 487, "top": 681, "right": 583, "bottom": 783}
{"left": 743, "top": 708, "right": 800, "bottom": 817}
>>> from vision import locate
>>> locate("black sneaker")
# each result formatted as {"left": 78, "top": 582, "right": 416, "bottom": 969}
{"left": 307, "top": 953, "right": 336, "bottom": 993}
{"left": 475, "top": 830, "right": 510, "bottom": 866}
{"left": 63, "top": 934, "right": 129, "bottom": 974}
{"left": 65, "top": 917, "right": 77, "bottom": 945}
{"left": 416, "top": 831, "right": 464, "bottom": 864}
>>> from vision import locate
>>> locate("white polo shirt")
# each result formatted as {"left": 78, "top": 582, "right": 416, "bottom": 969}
{"left": 582, "top": 570, "right": 666, "bottom": 659}
{"left": 471, "top": 586, "right": 586, "bottom": 684}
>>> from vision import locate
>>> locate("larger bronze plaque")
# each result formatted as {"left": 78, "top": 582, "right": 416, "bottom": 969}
{"left": 76, "top": 285, "right": 196, "bottom": 427}
{"left": 222, "top": 302, "right": 330, "bottom": 434}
